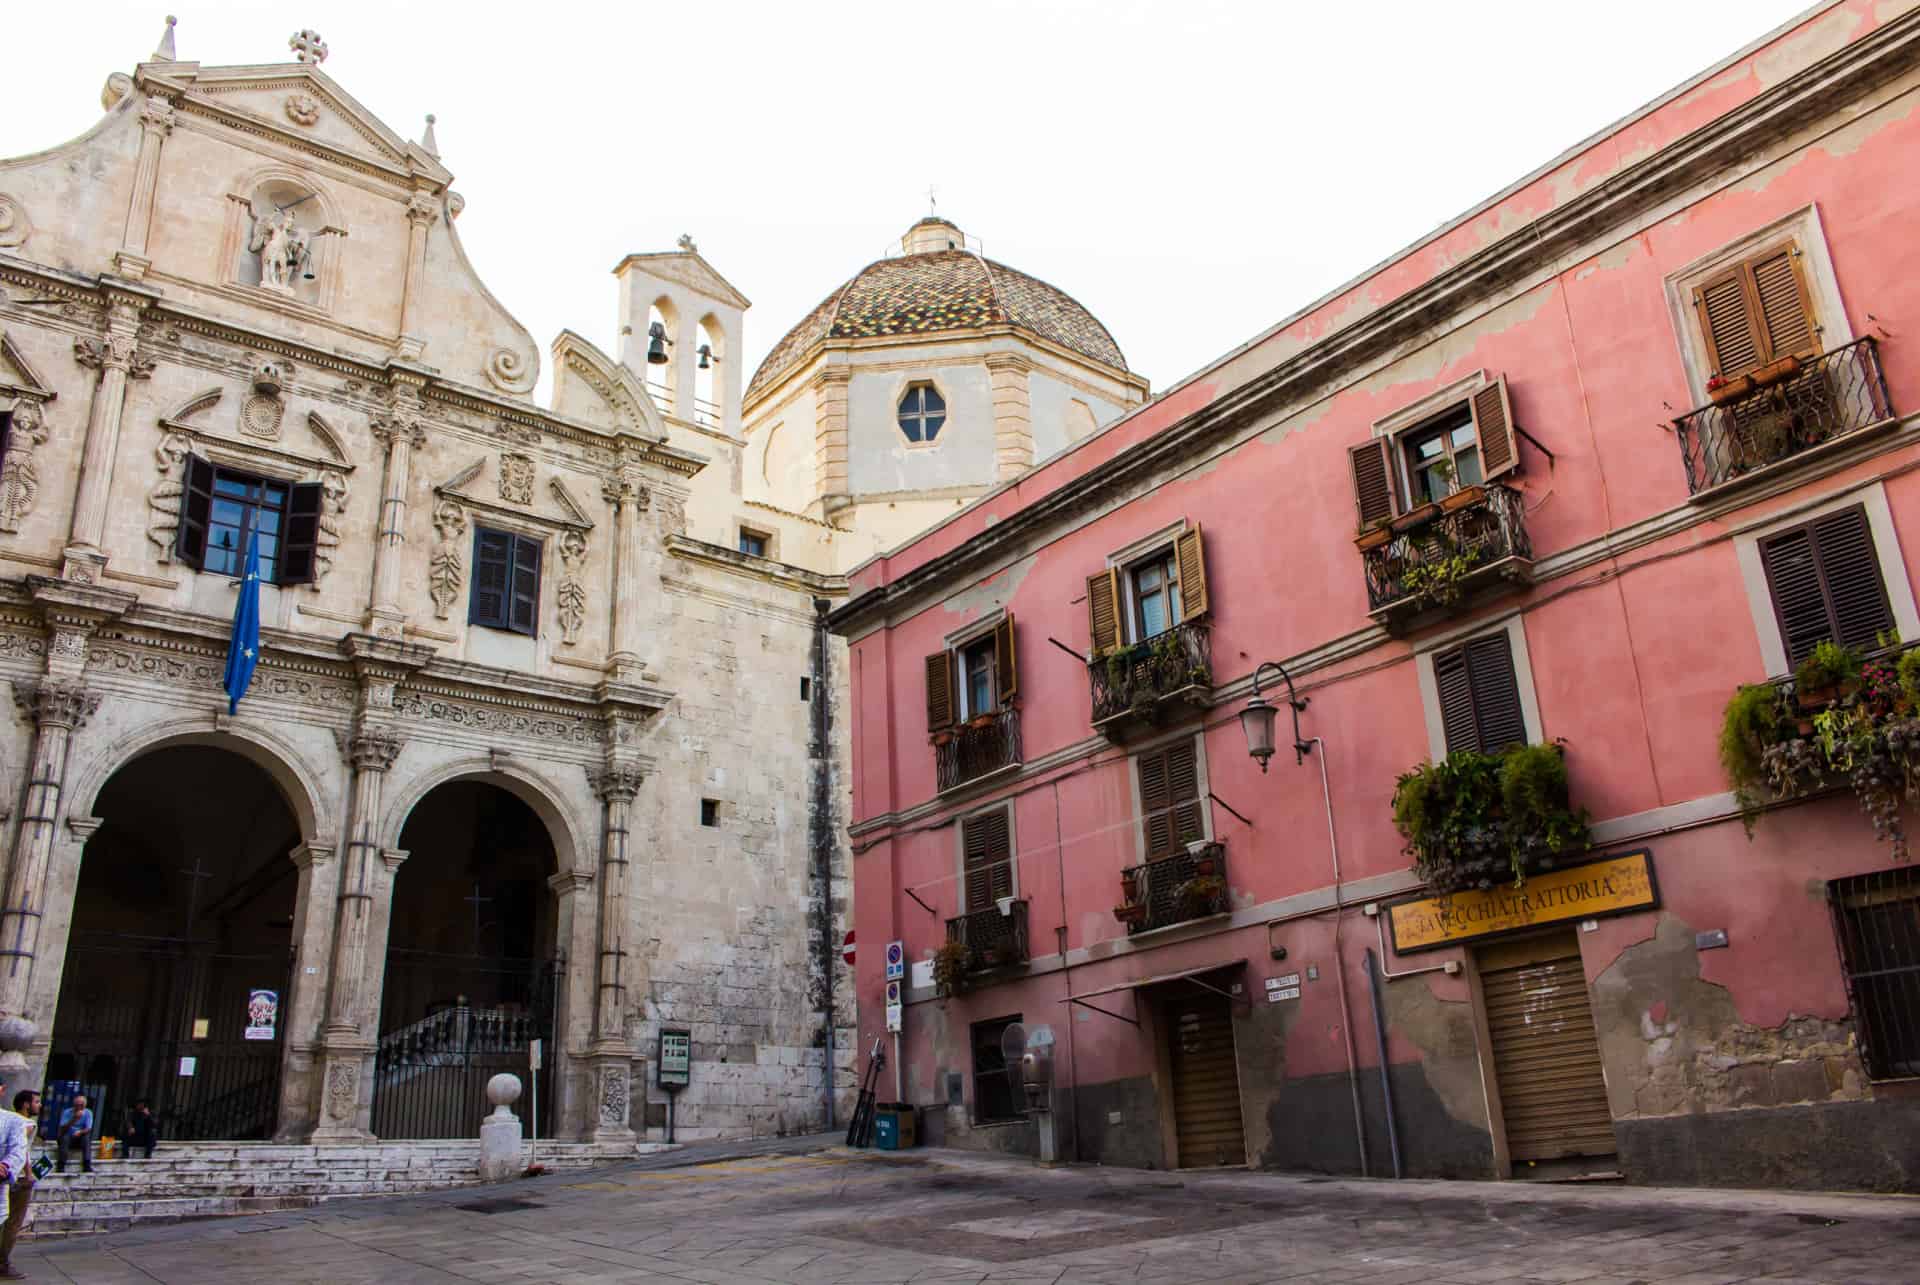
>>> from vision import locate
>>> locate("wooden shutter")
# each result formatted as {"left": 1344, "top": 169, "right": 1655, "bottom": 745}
{"left": 1139, "top": 738, "right": 1203, "bottom": 858}
{"left": 1435, "top": 631, "right": 1527, "bottom": 754}
{"left": 1175, "top": 525, "right": 1210, "bottom": 620}
{"left": 962, "top": 807, "right": 1012, "bottom": 911}
{"left": 1349, "top": 437, "right": 1397, "bottom": 527}
{"left": 1469, "top": 378, "right": 1520, "bottom": 481}
{"left": 1695, "top": 268, "right": 1764, "bottom": 379}
{"left": 471, "top": 528, "right": 511, "bottom": 628}
{"left": 509, "top": 535, "right": 541, "bottom": 636}
{"left": 1086, "top": 569, "right": 1122, "bottom": 656}
{"left": 279, "top": 482, "right": 323, "bottom": 586}
{"left": 1750, "top": 244, "right": 1816, "bottom": 362}
{"left": 925, "top": 651, "right": 956, "bottom": 731}
{"left": 176, "top": 453, "right": 215, "bottom": 569}
{"left": 993, "top": 614, "right": 1018, "bottom": 706}
{"left": 1138, "top": 746, "right": 1173, "bottom": 858}
{"left": 1760, "top": 505, "right": 1894, "bottom": 667}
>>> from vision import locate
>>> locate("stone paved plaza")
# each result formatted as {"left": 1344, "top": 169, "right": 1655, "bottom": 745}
{"left": 16, "top": 1139, "right": 1920, "bottom": 1284}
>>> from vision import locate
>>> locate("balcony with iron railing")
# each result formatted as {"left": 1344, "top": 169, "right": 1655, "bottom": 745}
{"left": 1088, "top": 620, "right": 1212, "bottom": 737}
{"left": 1674, "top": 338, "right": 1895, "bottom": 496}
{"left": 945, "top": 898, "right": 1031, "bottom": 974}
{"left": 1361, "top": 482, "right": 1532, "bottom": 630}
{"left": 934, "top": 706, "right": 1022, "bottom": 791}
{"left": 1114, "top": 841, "right": 1228, "bottom": 935}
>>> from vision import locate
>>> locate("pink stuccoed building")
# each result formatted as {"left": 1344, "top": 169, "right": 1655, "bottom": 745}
{"left": 830, "top": 2, "right": 1920, "bottom": 1190}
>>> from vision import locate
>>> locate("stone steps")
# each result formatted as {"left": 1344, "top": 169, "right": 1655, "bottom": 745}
{"left": 26, "top": 1140, "right": 677, "bottom": 1238}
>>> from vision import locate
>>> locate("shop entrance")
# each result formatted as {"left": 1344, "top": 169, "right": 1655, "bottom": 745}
{"left": 1478, "top": 929, "right": 1616, "bottom": 1168}
{"left": 1165, "top": 992, "right": 1244, "bottom": 1168}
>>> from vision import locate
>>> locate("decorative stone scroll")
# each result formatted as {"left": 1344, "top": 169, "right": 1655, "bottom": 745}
{"left": 599, "top": 1064, "right": 630, "bottom": 1125}
{"left": 0, "top": 194, "right": 29, "bottom": 250}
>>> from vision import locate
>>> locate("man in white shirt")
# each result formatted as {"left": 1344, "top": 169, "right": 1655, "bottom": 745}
{"left": 0, "top": 1077, "right": 23, "bottom": 1277}
{"left": 0, "top": 1088, "right": 37, "bottom": 1280}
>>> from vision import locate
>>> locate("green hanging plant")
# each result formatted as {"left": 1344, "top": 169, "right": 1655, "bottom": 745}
{"left": 932, "top": 941, "right": 975, "bottom": 998}
{"left": 1720, "top": 683, "right": 1785, "bottom": 833}
{"left": 1392, "top": 743, "right": 1589, "bottom": 895}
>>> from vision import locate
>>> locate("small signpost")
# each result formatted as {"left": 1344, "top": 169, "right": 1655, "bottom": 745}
{"left": 884, "top": 940, "right": 904, "bottom": 981}
{"left": 884, "top": 980, "right": 902, "bottom": 1033}
{"left": 842, "top": 930, "right": 856, "bottom": 967}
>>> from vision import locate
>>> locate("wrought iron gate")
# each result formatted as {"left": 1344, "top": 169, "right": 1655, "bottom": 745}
{"left": 49, "top": 934, "right": 292, "bottom": 1141}
{"left": 370, "top": 953, "right": 561, "bottom": 1139}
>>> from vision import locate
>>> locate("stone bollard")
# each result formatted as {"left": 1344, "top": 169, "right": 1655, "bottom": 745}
{"left": 478, "top": 1073, "right": 524, "bottom": 1183}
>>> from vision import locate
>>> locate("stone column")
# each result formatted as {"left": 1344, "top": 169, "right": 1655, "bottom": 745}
{"left": 986, "top": 353, "right": 1035, "bottom": 480}
{"left": 310, "top": 729, "right": 400, "bottom": 1142}
{"left": 546, "top": 868, "right": 594, "bottom": 1140}
{"left": 394, "top": 191, "right": 438, "bottom": 360}
{"left": 276, "top": 839, "right": 340, "bottom": 1140}
{"left": 66, "top": 294, "right": 156, "bottom": 580}
{"left": 0, "top": 681, "right": 99, "bottom": 1072}
{"left": 583, "top": 763, "right": 643, "bottom": 1141}
{"left": 601, "top": 469, "right": 648, "bottom": 683}
{"left": 114, "top": 94, "right": 175, "bottom": 280}
{"left": 365, "top": 396, "right": 426, "bottom": 636}
{"left": 810, "top": 367, "right": 851, "bottom": 521}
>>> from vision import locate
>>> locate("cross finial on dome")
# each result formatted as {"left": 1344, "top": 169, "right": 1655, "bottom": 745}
{"left": 420, "top": 113, "right": 439, "bottom": 158}
{"left": 153, "top": 14, "right": 178, "bottom": 62}
{"left": 289, "top": 29, "right": 328, "bottom": 64}
{"left": 677, "top": 233, "right": 698, "bottom": 253}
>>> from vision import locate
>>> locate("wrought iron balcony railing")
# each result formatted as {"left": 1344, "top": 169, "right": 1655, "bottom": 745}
{"left": 1116, "top": 842, "right": 1228, "bottom": 935}
{"left": 1362, "top": 482, "right": 1532, "bottom": 624}
{"left": 1674, "top": 338, "right": 1894, "bottom": 495}
{"left": 934, "top": 706, "right": 1022, "bottom": 791}
{"left": 945, "top": 899, "right": 1030, "bottom": 972}
{"left": 1088, "top": 620, "right": 1212, "bottom": 733}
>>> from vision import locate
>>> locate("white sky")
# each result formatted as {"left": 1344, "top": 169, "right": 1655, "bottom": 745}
{"left": 4, "top": 2, "right": 1814, "bottom": 396}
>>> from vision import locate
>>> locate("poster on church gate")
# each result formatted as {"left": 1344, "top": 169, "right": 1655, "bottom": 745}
{"left": 245, "top": 989, "right": 278, "bottom": 1041}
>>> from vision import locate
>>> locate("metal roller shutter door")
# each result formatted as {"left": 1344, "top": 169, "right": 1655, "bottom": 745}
{"left": 1169, "top": 995, "right": 1244, "bottom": 1168}
{"left": 1480, "top": 934, "right": 1617, "bottom": 1163}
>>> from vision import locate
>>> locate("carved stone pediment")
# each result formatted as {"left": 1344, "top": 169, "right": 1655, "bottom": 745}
{"left": 0, "top": 330, "right": 55, "bottom": 405}
{"left": 548, "top": 331, "right": 665, "bottom": 442}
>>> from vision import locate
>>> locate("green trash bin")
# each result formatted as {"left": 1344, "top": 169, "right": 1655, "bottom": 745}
{"left": 874, "top": 1106, "right": 900, "bottom": 1151}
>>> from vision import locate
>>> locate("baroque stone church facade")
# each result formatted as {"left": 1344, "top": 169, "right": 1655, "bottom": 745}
{"left": 0, "top": 24, "right": 855, "bottom": 1143}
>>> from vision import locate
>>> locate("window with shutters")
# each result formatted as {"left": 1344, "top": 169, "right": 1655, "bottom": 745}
{"left": 960, "top": 805, "right": 1015, "bottom": 912}
{"left": 1433, "top": 630, "right": 1530, "bottom": 755}
{"left": 928, "top": 616, "right": 1022, "bottom": 789}
{"left": 1350, "top": 377, "right": 1520, "bottom": 531}
{"left": 1693, "top": 240, "right": 1820, "bottom": 384}
{"left": 173, "top": 455, "right": 322, "bottom": 587}
{"left": 969, "top": 1014, "right": 1023, "bottom": 1123}
{"left": 1758, "top": 505, "right": 1894, "bottom": 669}
{"left": 470, "top": 527, "right": 543, "bottom": 636}
{"left": 1136, "top": 737, "right": 1207, "bottom": 860}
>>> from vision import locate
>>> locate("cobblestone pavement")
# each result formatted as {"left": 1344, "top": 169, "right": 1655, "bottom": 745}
{"left": 19, "top": 1142, "right": 1920, "bottom": 1284}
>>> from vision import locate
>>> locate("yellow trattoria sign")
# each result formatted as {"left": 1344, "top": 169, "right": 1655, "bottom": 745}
{"left": 1388, "top": 850, "right": 1658, "bottom": 953}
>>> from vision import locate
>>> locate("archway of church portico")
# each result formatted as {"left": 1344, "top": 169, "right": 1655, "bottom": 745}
{"left": 48, "top": 744, "right": 306, "bottom": 1142}
{"left": 370, "top": 778, "right": 562, "bottom": 1139}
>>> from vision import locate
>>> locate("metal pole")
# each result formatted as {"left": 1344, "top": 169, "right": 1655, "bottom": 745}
{"left": 1364, "top": 948, "right": 1403, "bottom": 1179}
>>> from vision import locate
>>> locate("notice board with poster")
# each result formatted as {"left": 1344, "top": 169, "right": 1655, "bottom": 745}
{"left": 658, "top": 1028, "right": 691, "bottom": 1088}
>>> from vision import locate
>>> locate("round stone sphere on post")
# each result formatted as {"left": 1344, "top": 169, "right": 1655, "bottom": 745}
{"left": 486, "top": 1072, "right": 523, "bottom": 1118}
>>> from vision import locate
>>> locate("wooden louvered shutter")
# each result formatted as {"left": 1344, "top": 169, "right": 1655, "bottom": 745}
{"left": 963, "top": 807, "right": 1012, "bottom": 911}
{"left": 1086, "top": 569, "right": 1122, "bottom": 656}
{"left": 1349, "top": 437, "right": 1398, "bottom": 527}
{"left": 925, "top": 650, "right": 956, "bottom": 731}
{"left": 1750, "top": 244, "right": 1817, "bottom": 362}
{"left": 1175, "top": 525, "right": 1210, "bottom": 619}
{"left": 1166, "top": 737, "right": 1204, "bottom": 850}
{"left": 1435, "top": 632, "right": 1527, "bottom": 754}
{"left": 993, "top": 614, "right": 1018, "bottom": 706}
{"left": 176, "top": 453, "right": 215, "bottom": 569}
{"left": 1760, "top": 527, "right": 1831, "bottom": 669}
{"left": 1470, "top": 378, "right": 1520, "bottom": 481}
{"left": 1696, "top": 268, "right": 1764, "bottom": 380}
{"left": 509, "top": 535, "right": 541, "bottom": 636}
{"left": 471, "top": 528, "right": 511, "bottom": 627}
{"left": 1761, "top": 506, "right": 1894, "bottom": 668}
{"left": 1138, "top": 747, "right": 1174, "bottom": 858}
{"left": 280, "top": 482, "right": 323, "bottom": 586}
{"left": 1466, "top": 633, "right": 1528, "bottom": 752}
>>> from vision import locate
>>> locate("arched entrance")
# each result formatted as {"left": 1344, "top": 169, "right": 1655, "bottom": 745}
{"left": 50, "top": 746, "right": 301, "bottom": 1141}
{"left": 371, "top": 779, "right": 561, "bottom": 1138}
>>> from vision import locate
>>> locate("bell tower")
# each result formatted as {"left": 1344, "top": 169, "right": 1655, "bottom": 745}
{"left": 612, "top": 237, "right": 751, "bottom": 436}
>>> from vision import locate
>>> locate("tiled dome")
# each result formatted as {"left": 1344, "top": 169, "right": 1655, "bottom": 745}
{"left": 747, "top": 219, "right": 1128, "bottom": 398}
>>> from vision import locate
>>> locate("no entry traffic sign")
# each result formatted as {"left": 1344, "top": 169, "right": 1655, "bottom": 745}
{"left": 842, "top": 930, "right": 856, "bottom": 966}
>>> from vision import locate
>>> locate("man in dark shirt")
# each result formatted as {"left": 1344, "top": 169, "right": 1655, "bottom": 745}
{"left": 127, "top": 1100, "right": 158, "bottom": 1159}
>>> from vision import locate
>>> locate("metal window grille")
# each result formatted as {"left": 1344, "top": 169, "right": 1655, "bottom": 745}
{"left": 1828, "top": 867, "right": 1920, "bottom": 1080}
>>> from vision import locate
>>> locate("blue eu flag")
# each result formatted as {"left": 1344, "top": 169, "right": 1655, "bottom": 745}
{"left": 224, "top": 532, "right": 263, "bottom": 715}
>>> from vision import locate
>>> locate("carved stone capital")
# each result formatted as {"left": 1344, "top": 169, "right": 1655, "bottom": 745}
{"left": 601, "top": 475, "right": 649, "bottom": 510}
{"left": 983, "top": 352, "right": 1033, "bottom": 375}
{"left": 369, "top": 414, "right": 427, "bottom": 450}
{"left": 405, "top": 191, "right": 439, "bottom": 226}
{"left": 548, "top": 869, "right": 595, "bottom": 896}
{"left": 290, "top": 841, "right": 337, "bottom": 870}
{"left": 137, "top": 97, "right": 176, "bottom": 137}
{"left": 587, "top": 763, "right": 645, "bottom": 803}
{"left": 13, "top": 679, "right": 100, "bottom": 731}
{"left": 347, "top": 731, "right": 402, "bottom": 773}
{"left": 73, "top": 334, "right": 153, "bottom": 379}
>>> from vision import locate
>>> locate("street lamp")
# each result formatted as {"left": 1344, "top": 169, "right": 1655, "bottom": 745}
{"left": 1241, "top": 661, "right": 1312, "bottom": 771}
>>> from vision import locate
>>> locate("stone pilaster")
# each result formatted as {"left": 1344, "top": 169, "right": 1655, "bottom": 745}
{"left": 394, "top": 191, "right": 438, "bottom": 360}
{"left": 276, "top": 839, "right": 340, "bottom": 1140}
{"left": 365, "top": 385, "right": 427, "bottom": 636}
{"left": 985, "top": 352, "right": 1034, "bottom": 480}
{"left": 113, "top": 94, "right": 175, "bottom": 279}
{"left": 600, "top": 467, "right": 649, "bottom": 684}
{"left": 810, "top": 367, "right": 851, "bottom": 517}
{"left": 584, "top": 761, "right": 644, "bottom": 1141}
{"left": 66, "top": 291, "right": 156, "bottom": 578}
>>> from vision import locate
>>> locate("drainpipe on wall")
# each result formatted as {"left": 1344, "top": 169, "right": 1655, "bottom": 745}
{"left": 810, "top": 597, "right": 836, "bottom": 1131}
{"left": 1364, "top": 947, "right": 1403, "bottom": 1179}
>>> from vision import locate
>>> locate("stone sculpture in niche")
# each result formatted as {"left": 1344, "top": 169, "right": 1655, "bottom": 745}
{"left": 0, "top": 403, "right": 49, "bottom": 533}
{"left": 315, "top": 470, "right": 348, "bottom": 582}
{"left": 248, "top": 207, "right": 303, "bottom": 293}
{"left": 557, "top": 530, "right": 587, "bottom": 646}
{"left": 147, "top": 431, "right": 190, "bottom": 561}
{"left": 429, "top": 498, "right": 466, "bottom": 620}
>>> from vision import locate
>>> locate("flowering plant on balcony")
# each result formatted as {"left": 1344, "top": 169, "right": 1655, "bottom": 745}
{"left": 1721, "top": 643, "right": 1920, "bottom": 859}
{"left": 1399, "top": 546, "right": 1482, "bottom": 609}
{"left": 1392, "top": 742, "right": 1590, "bottom": 894}
{"left": 932, "top": 940, "right": 975, "bottom": 998}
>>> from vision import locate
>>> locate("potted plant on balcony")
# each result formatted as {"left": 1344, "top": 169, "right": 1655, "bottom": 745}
{"left": 1720, "top": 682, "right": 1785, "bottom": 830}
{"left": 1401, "top": 546, "right": 1481, "bottom": 609}
{"left": 1354, "top": 517, "right": 1394, "bottom": 552}
{"left": 1708, "top": 372, "right": 1755, "bottom": 405}
{"left": 1175, "top": 874, "right": 1227, "bottom": 919}
{"left": 1390, "top": 500, "right": 1441, "bottom": 535}
{"left": 932, "top": 941, "right": 975, "bottom": 998}
{"left": 1113, "top": 900, "right": 1146, "bottom": 927}
{"left": 1187, "top": 841, "right": 1219, "bottom": 876}
{"left": 1794, "top": 640, "right": 1862, "bottom": 708}
{"left": 1753, "top": 353, "right": 1805, "bottom": 388}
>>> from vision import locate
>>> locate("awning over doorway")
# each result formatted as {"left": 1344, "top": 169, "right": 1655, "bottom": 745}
{"left": 1063, "top": 959, "right": 1247, "bottom": 1025}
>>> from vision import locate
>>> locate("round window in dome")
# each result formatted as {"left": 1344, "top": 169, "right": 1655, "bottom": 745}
{"left": 897, "top": 382, "right": 946, "bottom": 443}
